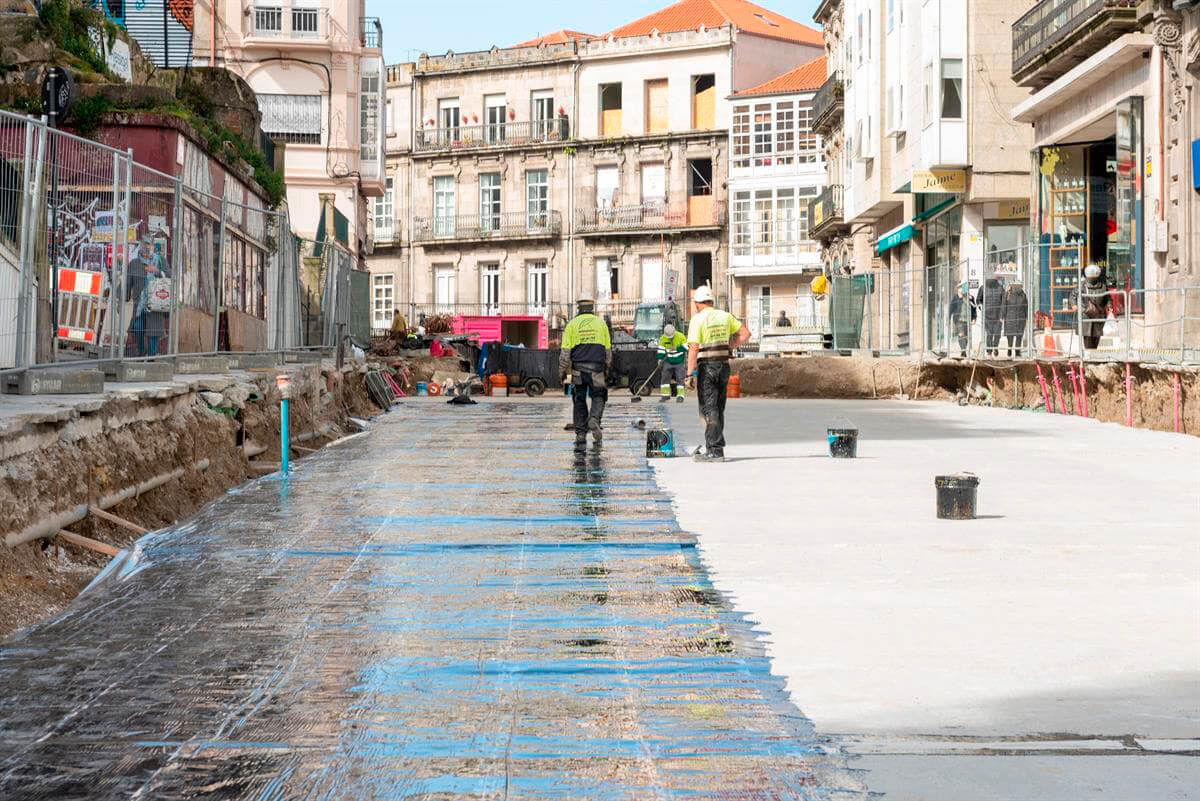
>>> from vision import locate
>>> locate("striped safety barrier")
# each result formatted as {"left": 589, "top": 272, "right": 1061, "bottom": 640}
{"left": 56, "top": 267, "right": 108, "bottom": 348}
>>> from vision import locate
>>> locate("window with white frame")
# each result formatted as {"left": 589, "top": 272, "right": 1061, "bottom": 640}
{"left": 371, "top": 273, "right": 394, "bottom": 327}
{"left": 480, "top": 263, "right": 501, "bottom": 313}
{"left": 373, "top": 176, "right": 394, "bottom": 241}
{"left": 257, "top": 94, "right": 322, "bottom": 144}
{"left": 526, "top": 169, "right": 548, "bottom": 228}
{"left": 753, "top": 103, "right": 773, "bottom": 161}
{"left": 754, "top": 190, "right": 773, "bottom": 256}
{"left": 434, "top": 265, "right": 456, "bottom": 311}
{"left": 777, "top": 189, "right": 796, "bottom": 256}
{"left": 527, "top": 261, "right": 548, "bottom": 313}
{"left": 940, "top": 59, "right": 963, "bottom": 119}
{"left": 292, "top": 0, "right": 320, "bottom": 37}
{"left": 479, "top": 173, "right": 501, "bottom": 231}
{"left": 733, "top": 191, "right": 752, "bottom": 256}
{"left": 438, "top": 98, "right": 460, "bottom": 137}
{"left": 733, "top": 100, "right": 819, "bottom": 167}
{"left": 433, "top": 176, "right": 455, "bottom": 236}
{"left": 532, "top": 91, "right": 554, "bottom": 138}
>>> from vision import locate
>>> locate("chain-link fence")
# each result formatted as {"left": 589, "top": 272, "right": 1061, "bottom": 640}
{"left": 0, "top": 109, "right": 314, "bottom": 373}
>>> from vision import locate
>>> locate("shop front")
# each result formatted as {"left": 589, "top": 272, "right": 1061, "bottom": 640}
{"left": 1032, "top": 97, "right": 1143, "bottom": 330}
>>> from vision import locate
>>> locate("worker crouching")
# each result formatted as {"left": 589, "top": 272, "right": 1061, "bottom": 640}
{"left": 685, "top": 286, "right": 751, "bottom": 462}
{"left": 560, "top": 298, "right": 612, "bottom": 447}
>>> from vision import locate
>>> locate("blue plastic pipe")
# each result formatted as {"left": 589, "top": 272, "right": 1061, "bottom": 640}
{"left": 280, "top": 397, "right": 289, "bottom": 474}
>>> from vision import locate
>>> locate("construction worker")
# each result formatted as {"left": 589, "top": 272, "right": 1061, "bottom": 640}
{"left": 685, "top": 286, "right": 751, "bottom": 462}
{"left": 656, "top": 323, "right": 688, "bottom": 403}
{"left": 560, "top": 298, "right": 612, "bottom": 446}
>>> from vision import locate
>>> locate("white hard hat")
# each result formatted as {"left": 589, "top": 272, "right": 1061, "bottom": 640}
{"left": 1084, "top": 264, "right": 1102, "bottom": 279}
{"left": 693, "top": 285, "right": 714, "bottom": 303}
{"left": 663, "top": 323, "right": 676, "bottom": 337}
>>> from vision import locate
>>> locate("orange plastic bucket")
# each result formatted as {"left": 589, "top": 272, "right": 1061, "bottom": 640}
{"left": 491, "top": 373, "right": 509, "bottom": 397}
{"left": 727, "top": 374, "right": 741, "bottom": 398}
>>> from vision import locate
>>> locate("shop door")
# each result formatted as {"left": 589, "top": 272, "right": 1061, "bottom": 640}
{"left": 748, "top": 286, "right": 771, "bottom": 340}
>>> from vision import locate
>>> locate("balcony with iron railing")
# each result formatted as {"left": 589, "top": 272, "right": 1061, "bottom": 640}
{"left": 414, "top": 118, "right": 571, "bottom": 154}
{"left": 361, "top": 16, "right": 382, "bottom": 49}
{"left": 248, "top": 4, "right": 330, "bottom": 41}
{"left": 576, "top": 198, "right": 726, "bottom": 235}
{"left": 807, "top": 184, "right": 845, "bottom": 239}
{"left": 413, "top": 210, "right": 562, "bottom": 245}
{"left": 1011, "top": 0, "right": 1140, "bottom": 88}
{"left": 811, "top": 71, "right": 844, "bottom": 135}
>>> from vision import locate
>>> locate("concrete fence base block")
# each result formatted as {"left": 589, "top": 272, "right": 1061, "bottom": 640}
{"left": 104, "top": 361, "right": 175, "bottom": 383}
{"left": 228, "top": 354, "right": 281, "bottom": 369}
{"left": 3, "top": 369, "right": 105, "bottom": 396}
{"left": 285, "top": 351, "right": 323, "bottom": 364}
{"left": 176, "top": 356, "right": 230, "bottom": 375}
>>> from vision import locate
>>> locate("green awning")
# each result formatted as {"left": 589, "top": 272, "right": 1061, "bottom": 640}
{"left": 912, "top": 195, "right": 957, "bottom": 223}
{"left": 876, "top": 223, "right": 914, "bottom": 254}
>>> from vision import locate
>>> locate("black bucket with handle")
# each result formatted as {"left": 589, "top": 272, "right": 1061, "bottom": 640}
{"left": 935, "top": 473, "right": 980, "bottom": 519}
{"left": 827, "top": 427, "right": 858, "bottom": 458}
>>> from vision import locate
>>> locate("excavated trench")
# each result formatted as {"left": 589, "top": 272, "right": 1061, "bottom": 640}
{"left": 734, "top": 355, "right": 1199, "bottom": 435}
{"left": 0, "top": 364, "right": 378, "bottom": 639}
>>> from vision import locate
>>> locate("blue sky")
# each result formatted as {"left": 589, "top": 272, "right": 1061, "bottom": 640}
{"left": 377, "top": 0, "right": 823, "bottom": 63}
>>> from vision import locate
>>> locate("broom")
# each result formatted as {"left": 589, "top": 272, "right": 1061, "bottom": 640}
{"left": 629, "top": 361, "right": 664, "bottom": 404}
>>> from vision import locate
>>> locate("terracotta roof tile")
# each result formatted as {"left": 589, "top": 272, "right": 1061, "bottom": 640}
{"left": 606, "top": 0, "right": 821, "bottom": 46}
{"left": 513, "top": 30, "right": 594, "bottom": 48}
{"left": 733, "top": 56, "right": 827, "bottom": 97}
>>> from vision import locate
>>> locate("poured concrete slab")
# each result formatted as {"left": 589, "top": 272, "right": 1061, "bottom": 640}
{"left": 655, "top": 398, "right": 1200, "bottom": 800}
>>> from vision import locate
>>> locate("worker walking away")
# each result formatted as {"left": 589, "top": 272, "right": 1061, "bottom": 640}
{"left": 685, "top": 286, "right": 751, "bottom": 462}
{"left": 656, "top": 323, "right": 688, "bottom": 403}
{"left": 560, "top": 298, "right": 612, "bottom": 447}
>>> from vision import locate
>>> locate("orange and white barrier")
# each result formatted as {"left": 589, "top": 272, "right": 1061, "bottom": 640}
{"left": 56, "top": 268, "right": 108, "bottom": 348}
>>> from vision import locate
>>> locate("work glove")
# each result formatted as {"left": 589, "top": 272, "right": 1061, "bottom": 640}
{"left": 685, "top": 372, "right": 696, "bottom": 391}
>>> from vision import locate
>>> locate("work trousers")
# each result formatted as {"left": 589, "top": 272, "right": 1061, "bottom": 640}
{"left": 571, "top": 366, "right": 607, "bottom": 436}
{"left": 660, "top": 361, "right": 686, "bottom": 397}
{"left": 696, "top": 359, "right": 730, "bottom": 456}
{"left": 985, "top": 325, "right": 1002, "bottom": 356}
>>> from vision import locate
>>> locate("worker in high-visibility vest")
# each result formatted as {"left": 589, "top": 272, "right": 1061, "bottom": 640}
{"left": 559, "top": 298, "right": 612, "bottom": 447}
{"left": 685, "top": 286, "right": 751, "bottom": 462}
{"left": 656, "top": 323, "right": 688, "bottom": 402}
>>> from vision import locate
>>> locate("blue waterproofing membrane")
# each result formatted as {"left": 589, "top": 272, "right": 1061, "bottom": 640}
{"left": 0, "top": 401, "right": 870, "bottom": 800}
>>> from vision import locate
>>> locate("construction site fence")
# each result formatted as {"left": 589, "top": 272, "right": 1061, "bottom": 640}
{"left": 0, "top": 109, "right": 322, "bottom": 373}
{"left": 840, "top": 243, "right": 1200, "bottom": 365}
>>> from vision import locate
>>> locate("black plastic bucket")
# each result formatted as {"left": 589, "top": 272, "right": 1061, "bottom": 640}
{"left": 827, "top": 428, "right": 858, "bottom": 458}
{"left": 935, "top": 473, "right": 980, "bottom": 520}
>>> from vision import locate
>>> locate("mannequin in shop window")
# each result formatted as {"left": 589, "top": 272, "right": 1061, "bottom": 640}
{"left": 948, "top": 284, "right": 975, "bottom": 356}
{"left": 1000, "top": 279, "right": 1029, "bottom": 357}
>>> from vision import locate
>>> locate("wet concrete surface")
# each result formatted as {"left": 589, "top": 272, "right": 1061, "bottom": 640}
{"left": 0, "top": 399, "right": 870, "bottom": 799}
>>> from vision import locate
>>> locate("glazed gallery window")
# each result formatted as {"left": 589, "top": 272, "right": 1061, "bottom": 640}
{"left": 433, "top": 176, "right": 455, "bottom": 236}
{"left": 371, "top": 273, "right": 394, "bottom": 327}
{"left": 360, "top": 69, "right": 381, "bottom": 160}
{"left": 480, "top": 263, "right": 501, "bottom": 313}
{"left": 941, "top": 59, "right": 963, "bottom": 120}
{"left": 479, "top": 173, "right": 501, "bottom": 232}
{"left": 732, "top": 99, "right": 818, "bottom": 168}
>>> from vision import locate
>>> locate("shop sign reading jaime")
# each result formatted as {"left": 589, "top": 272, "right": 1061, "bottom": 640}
{"left": 996, "top": 199, "right": 1030, "bottom": 220}
{"left": 912, "top": 169, "right": 966, "bottom": 193}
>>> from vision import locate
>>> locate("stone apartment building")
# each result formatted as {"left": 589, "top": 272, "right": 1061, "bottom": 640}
{"left": 192, "top": 0, "right": 387, "bottom": 257}
{"left": 366, "top": 0, "right": 823, "bottom": 329}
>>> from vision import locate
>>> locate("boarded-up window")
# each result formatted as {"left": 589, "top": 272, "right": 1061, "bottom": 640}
{"left": 644, "top": 79, "right": 668, "bottom": 134}
{"left": 692, "top": 74, "right": 715, "bottom": 130}
{"left": 600, "top": 83, "right": 622, "bottom": 137}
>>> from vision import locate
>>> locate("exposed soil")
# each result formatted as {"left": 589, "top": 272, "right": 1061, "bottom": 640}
{"left": 735, "top": 355, "right": 1198, "bottom": 436}
{"left": 0, "top": 365, "right": 380, "bottom": 640}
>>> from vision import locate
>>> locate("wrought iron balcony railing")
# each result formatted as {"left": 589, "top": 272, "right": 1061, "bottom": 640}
{"left": 811, "top": 71, "right": 844, "bottom": 134}
{"left": 1011, "top": 0, "right": 1139, "bottom": 86}
{"left": 414, "top": 118, "right": 571, "bottom": 153}
{"left": 807, "top": 184, "right": 845, "bottom": 238}
{"left": 576, "top": 199, "right": 726, "bottom": 234}
{"left": 413, "top": 211, "right": 561, "bottom": 244}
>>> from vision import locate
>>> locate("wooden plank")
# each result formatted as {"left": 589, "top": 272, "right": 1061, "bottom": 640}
{"left": 88, "top": 506, "right": 150, "bottom": 536}
{"left": 57, "top": 529, "right": 120, "bottom": 557}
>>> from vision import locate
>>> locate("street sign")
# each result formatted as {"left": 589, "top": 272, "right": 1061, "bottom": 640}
{"left": 41, "top": 66, "right": 74, "bottom": 123}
